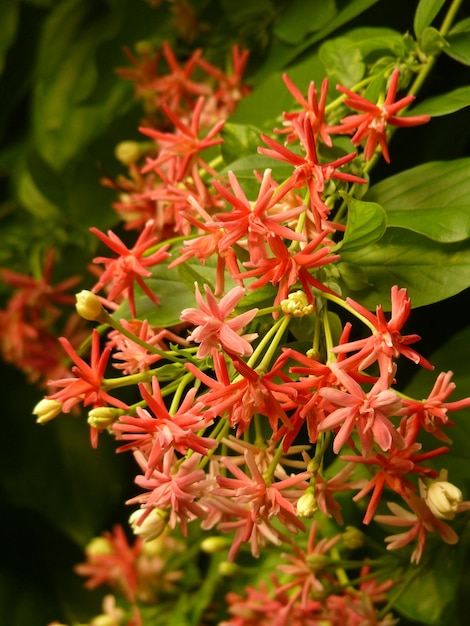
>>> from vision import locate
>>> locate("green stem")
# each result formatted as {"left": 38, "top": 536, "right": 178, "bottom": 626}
{"left": 246, "top": 314, "right": 290, "bottom": 371}
{"left": 409, "top": 0, "right": 463, "bottom": 97}
{"left": 262, "top": 437, "right": 287, "bottom": 484}
{"left": 102, "top": 311, "right": 193, "bottom": 365}
{"left": 169, "top": 372, "right": 194, "bottom": 415}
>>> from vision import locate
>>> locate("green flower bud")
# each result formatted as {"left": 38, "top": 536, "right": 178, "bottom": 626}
{"left": 342, "top": 525, "right": 365, "bottom": 549}
{"left": 88, "top": 407, "right": 121, "bottom": 429}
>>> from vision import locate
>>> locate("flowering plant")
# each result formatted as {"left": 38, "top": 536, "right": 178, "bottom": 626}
{"left": 1, "top": 0, "right": 470, "bottom": 625}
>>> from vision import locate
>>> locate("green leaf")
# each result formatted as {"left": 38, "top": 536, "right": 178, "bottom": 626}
{"left": 366, "top": 158, "right": 470, "bottom": 242}
{"left": 32, "top": 0, "right": 160, "bottom": 170}
{"left": 220, "top": 153, "right": 293, "bottom": 183}
{"left": 339, "top": 228, "right": 470, "bottom": 309}
{"left": 383, "top": 205, "right": 470, "bottom": 243}
{"left": 336, "top": 198, "right": 387, "bottom": 253}
{"left": 410, "top": 85, "right": 470, "bottom": 116}
{"left": 221, "top": 122, "right": 263, "bottom": 167}
{"left": 445, "top": 17, "right": 470, "bottom": 65}
{"left": 273, "top": 0, "right": 337, "bottom": 44}
{"left": 0, "top": 0, "right": 19, "bottom": 76}
{"left": 419, "top": 25, "right": 448, "bottom": 55}
{"left": 249, "top": 0, "right": 382, "bottom": 83}
{"left": 414, "top": 0, "right": 446, "bottom": 38}
{"left": 319, "top": 38, "right": 365, "bottom": 87}
{"left": 395, "top": 544, "right": 465, "bottom": 625}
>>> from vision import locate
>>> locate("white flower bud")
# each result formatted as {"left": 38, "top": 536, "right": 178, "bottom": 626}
{"left": 129, "top": 508, "right": 168, "bottom": 541}
{"left": 33, "top": 398, "right": 63, "bottom": 424}
{"left": 75, "top": 290, "right": 107, "bottom": 322}
{"left": 426, "top": 480, "right": 463, "bottom": 520}
{"left": 296, "top": 490, "right": 318, "bottom": 518}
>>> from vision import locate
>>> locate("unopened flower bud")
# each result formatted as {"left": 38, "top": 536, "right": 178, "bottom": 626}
{"left": 342, "top": 526, "right": 365, "bottom": 549}
{"left": 129, "top": 508, "right": 168, "bottom": 541}
{"left": 426, "top": 479, "right": 463, "bottom": 520}
{"left": 91, "top": 615, "right": 120, "bottom": 626}
{"left": 33, "top": 398, "right": 63, "bottom": 424}
{"left": 88, "top": 407, "right": 121, "bottom": 429}
{"left": 218, "top": 561, "right": 240, "bottom": 577}
{"left": 306, "top": 553, "right": 330, "bottom": 573}
{"left": 200, "top": 536, "right": 231, "bottom": 554}
{"left": 296, "top": 490, "right": 318, "bottom": 518}
{"left": 280, "top": 290, "right": 314, "bottom": 317}
{"left": 115, "top": 140, "right": 142, "bottom": 165}
{"left": 306, "top": 348, "right": 321, "bottom": 361}
{"left": 85, "top": 536, "right": 113, "bottom": 556}
{"left": 75, "top": 290, "right": 107, "bottom": 323}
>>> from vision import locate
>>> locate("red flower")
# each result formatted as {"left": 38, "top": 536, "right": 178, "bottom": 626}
{"left": 278, "top": 74, "right": 333, "bottom": 147}
{"left": 210, "top": 168, "right": 306, "bottom": 264}
{"left": 331, "top": 69, "right": 430, "bottom": 162}
{"left": 259, "top": 116, "right": 366, "bottom": 229}
{"left": 235, "top": 231, "right": 340, "bottom": 307}
{"left": 332, "top": 286, "right": 434, "bottom": 380}
{"left": 139, "top": 96, "right": 225, "bottom": 182}
{"left": 91, "top": 220, "right": 169, "bottom": 318}
{"left": 113, "top": 377, "right": 216, "bottom": 476}
{"left": 47, "top": 328, "right": 128, "bottom": 414}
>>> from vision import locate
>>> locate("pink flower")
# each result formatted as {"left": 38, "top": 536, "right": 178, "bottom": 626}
{"left": 180, "top": 283, "right": 258, "bottom": 358}
{"left": 186, "top": 351, "right": 297, "bottom": 436}
{"left": 211, "top": 450, "right": 309, "bottom": 559}
{"left": 374, "top": 492, "right": 459, "bottom": 563}
{"left": 91, "top": 220, "right": 170, "bottom": 318}
{"left": 128, "top": 450, "right": 212, "bottom": 536}
{"left": 319, "top": 364, "right": 405, "bottom": 457}
{"left": 74, "top": 525, "right": 142, "bottom": 602}
{"left": 331, "top": 69, "right": 430, "bottom": 162}
{"left": 402, "top": 370, "right": 470, "bottom": 442}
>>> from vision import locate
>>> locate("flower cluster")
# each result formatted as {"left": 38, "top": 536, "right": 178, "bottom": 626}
{"left": 24, "top": 38, "right": 469, "bottom": 626}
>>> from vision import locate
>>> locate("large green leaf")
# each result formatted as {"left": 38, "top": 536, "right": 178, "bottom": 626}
{"left": 366, "top": 159, "right": 470, "bottom": 242}
{"left": 339, "top": 227, "right": 470, "bottom": 309}
{"left": 250, "top": 0, "right": 383, "bottom": 82}
{"left": 273, "top": 0, "right": 337, "bottom": 44}
{"left": 410, "top": 85, "right": 470, "bottom": 117}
